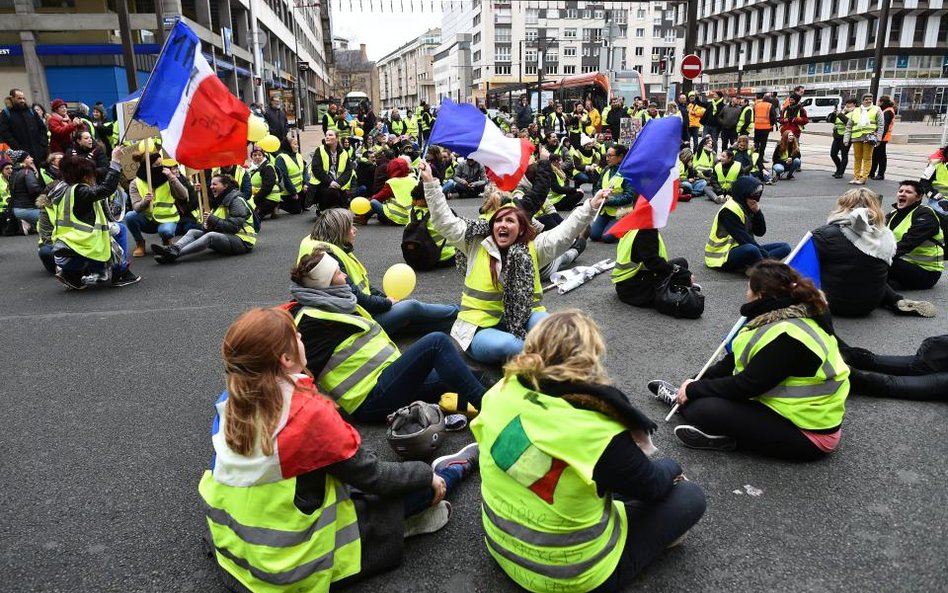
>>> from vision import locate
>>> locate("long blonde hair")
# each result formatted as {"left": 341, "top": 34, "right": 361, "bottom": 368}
{"left": 504, "top": 310, "right": 610, "bottom": 388}
{"left": 221, "top": 308, "right": 311, "bottom": 456}
{"left": 829, "top": 188, "right": 886, "bottom": 226}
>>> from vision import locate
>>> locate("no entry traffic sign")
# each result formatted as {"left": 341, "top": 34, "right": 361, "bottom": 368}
{"left": 681, "top": 54, "right": 703, "bottom": 80}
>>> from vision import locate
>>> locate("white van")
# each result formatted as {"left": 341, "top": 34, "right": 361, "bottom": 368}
{"left": 799, "top": 96, "right": 842, "bottom": 122}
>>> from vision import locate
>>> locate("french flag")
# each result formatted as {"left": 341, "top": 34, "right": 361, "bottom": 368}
{"left": 607, "top": 117, "right": 683, "bottom": 238}
{"left": 135, "top": 21, "right": 249, "bottom": 169}
{"left": 428, "top": 98, "right": 533, "bottom": 191}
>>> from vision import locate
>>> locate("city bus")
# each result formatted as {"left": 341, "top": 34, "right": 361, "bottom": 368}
{"left": 540, "top": 70, "right": 647, "bottom": 111}
{"left": 343, "top": 91, "right": 370, "bottom": 114}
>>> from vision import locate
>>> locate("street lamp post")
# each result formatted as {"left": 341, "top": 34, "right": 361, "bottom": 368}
{"left": 870, "top": 0, "right": 892, "bottom": 99}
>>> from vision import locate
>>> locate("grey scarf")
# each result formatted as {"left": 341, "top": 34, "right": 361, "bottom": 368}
{"left": 290, "top": 283, "right": 358, "bottom": 314}
{"left": 460, "top": 217, "right": 536, "bottom": 340}
{"left": 827, "top": 208, "right": 896, "bottom": 265}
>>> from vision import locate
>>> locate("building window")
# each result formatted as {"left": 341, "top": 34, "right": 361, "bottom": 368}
{"left": 495, "top": 47, "right": 510, "bottom": 61}
{"left": 495, "top": 65, "right": 511, "bottom": 75}
{"left": 583, "top": 9, "right": 592, "bottom": 18}
{"left": 613, "top": 10, "right": 627, "bottom": 24}
{"left": 582, "top": 65, "right": 596, "bottom": 73}
{"left": 867, "top": 17, "right": 877, "bottom": 45}
{"left": 474, "top": 50, "right": 481, "bottom": 62}
{"left": 525, "top": 29, "right": 538, "bottom": 41}
{"left": 635, "top": 46, "right": 644, "bottom": 56}
{"left": 914, "top": 14, "right": 927, "bottom": 43}
{"left": 583, "top": 28, "right": 602, "bottom": 42}
{"left": 546, "top": 65, "right": 557, "bottom": 75}
{"left": 547, "top": 9, "right": 559, "bottom": 19}
{"left": 473, "top": 67, "right": 481, "bottom": 79}
{"left": 495, "top": 27, "right": 511, "bottom": 42}
{"left": 526, "top": 8, "right": 538, "bottom": 24}
{"left": 636, "top": 28, "right": 645, "bottom": 38}
{"left": 889, "top": 14, "right": 902, "bottom": 43}
{"left": 473, "top": 32, "right": 481, "bottom": 45}
{"left": 594, "top": 9, "right": 604, "bottom": 19}
{"left": 525, "top": 65, "right": 537, "bottom": 75}
{"left": 563, "top": 47, "right": 577, "bottom": 57}
{"left": 473, "top": 13, "right": 480, "bottom": 26}
{"left": 653, "top": 26, "right": 661, "bottom": 38}
{"left": 633, "top": 65, "right": 643, "bottom": 73}
{"left": 525, "top": 49, "right": 537, "bottom": 62}
{"left": 563, "top": 27, "right": 577, "bottom": 39}
{"left": 637, "top": 8, "right": 646, "bottom": 19}
{"left": 582, "top": 46, "right": 590, "bottom": 57}
{"left": 565, "top": 8, "right": 578, "bottom": 19}
{"left": 563, "top": 65, "right": 576, "bottom": 74}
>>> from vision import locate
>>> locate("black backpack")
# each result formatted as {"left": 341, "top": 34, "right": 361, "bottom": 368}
{"left": 401, "top": 208, "right": 443, "bottom": 270}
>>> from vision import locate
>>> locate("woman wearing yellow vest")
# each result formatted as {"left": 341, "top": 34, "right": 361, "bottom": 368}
{"left": 299, "top": 208, "right": 460, "bottom": 338}
{"left": 419, "top": 161, "right": 606, "bottom": 364}
{"left": 613, "top": 227, "right": 696, "bottom": 308}
{"left": 152, "top": 173, "right": 255, "bottom": 264}
{"left": 368, "top": 156, "right": 417, "bottom": 225}
{"left": 249, "top": 145, "right": 282, "bottom": 220}
{"left": 199, "top": 307, "right": 480, "bottom": 593}
{"left": 844, "top": 93, "right": 884, "bottom": 185}
{"left": 472, "top": 310, "right": 706, "bottom": 593}
{"left": 273, "top": 136, "right": 309, "bottom": 215}
{"left": 125, "top": 152, "right": 189, "bottom": 256}
{"left": 884, "top": 180, "right": 944, "bottom": 290}
{"left": 650, "top": 261, "right": 850, "bottom": 460}
{"left": 589, "top": 144, "right": 635, "bottom": 244}
{"left": 289, "top": 250, "right": 487, "bottom": 420}
{"left": 705, "top": 148, "right": 742, "bottom": 204}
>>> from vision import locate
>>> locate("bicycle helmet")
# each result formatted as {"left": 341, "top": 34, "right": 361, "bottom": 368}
{"left": 386, "top": 401, "right": 446, "bottom": 460}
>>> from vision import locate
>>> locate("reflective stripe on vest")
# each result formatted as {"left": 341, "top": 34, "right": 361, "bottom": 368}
{"left": 0, "top": 175, "right": 8, "bottom": 208}
{"left": 411, "top": 206, "right": 456, "bottom": 261}
{"left": 52, "top": 184, "right": 111, "bottom": 261}
{"left": 199, "top": 471, "right": 361, "bottom": 591}
{"left": 738, "top": 105, "right": 754, "bottom": 133}
{"left": 251, "top": 165, "right": 281, "bottom": 204}
{"left": 693, "top": 150, "right": 715, "bottom": 172}
{"left": 888, "top": 204, "right": 945, "bottom": 272}
{"left": 296, "top": 239, "right": 371, "bottom": 294}
{"left": 714, "top": 162, "right": 742, "bottom": 192}
{"left": 309, "top": 147, "right": 350, "bottom": 190}
{"left": 470, "top": 377, "right": 628, "bottom": 592}
{"left": 882, "top": 106, "right": 896, "bottom": 142}
{"left": 548, "top": 168, "right": 567, "bottom": 204}
{"left": 599, "top": 167, "right": 625, "bottom": 217}
{"left": 732, "top": 317, "right": 849, "bottom": 430}
{"left": 458, "top": 242, "right": 545, "bottom": 328}
{"left": 135, "top": 178, "right": 180, "bottom": 224}
{"left": 704, "top": 198, "right": 745, "bottom": 268}
{"left": 212, "top": 198, "right": 257, "bottom": 246}
{"left": 381, "top": 175, "right": 417, "bottom": 225}
{"left": 278, "top": 153, "right": 305, "bottom": 195}
{"left": 612, "top": 229, "right": 666, "bottom": 283}
{"left": 293, "top": 307, "right": 398, "bottom": 413}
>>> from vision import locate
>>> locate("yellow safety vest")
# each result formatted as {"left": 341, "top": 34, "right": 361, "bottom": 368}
{"left": 0, "top": 175, "right": 8, "bottom": 209}
{"left": 251, "top": 165, "right": 281, "bottom": 204}
{"left": 389, "top": 119, "right": 409, "bottom": 136}
{"left": 547, "top": 168, "right": 568, "bottom": 205}
{"left": 458, "top": 242, "right": 545, "bottom": 328}
{"left": 932, "top": 162, "right": 948, "bottom": 196}
{"left": 277, "top": 152, "right": 305, "bottom": 195}
{"left": 297, "top": 238, "right": 372, "bottom": 295}
{"left": 470, "top": 376, "right": 628, "bottom": 593}
{"left": 212, "top": 197, "right": 257, "bottom": 246}
{"left": 309, "top": 147, "right": 351, "bottom": 190}
{"left": 714, "top": 162, "right": 742, "bottom": 192}
{"left": 198, "top": 471, "right": 361, "bottom": 593}
{"left": 612, "top": 229, "right": 666, "bottom": 283}
{"left": 848, "top": 106, "right": 880, "bottom": 140}
{"left": 887, "top": 204, "right": 945, "bottom": 272}
{"left": 293, "top": 306, "right": 399, "bottom": 413}
{"left": 693, "top": 150, "right": 715, "bottom": 173}
{"left": 52, "top": 184, "right": 111, "bottom": 262}
{"left": 381, "top": 175, "right": 417, "bottom": 226}
{"left": 704, "top": 198, "right": 746, "bottom": 268}
{"left": 732, "top": 317, "right": 849, "bottom": 430}
{"left": 599, "top": 167, "right": 626, "bottom": 217}
{"left": 134, "top": 178, "right": 179, "bottom": 224}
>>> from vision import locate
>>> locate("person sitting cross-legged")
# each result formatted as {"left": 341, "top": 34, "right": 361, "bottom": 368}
{"left": 125, "top": 152, "right": 189, "bottom": 256}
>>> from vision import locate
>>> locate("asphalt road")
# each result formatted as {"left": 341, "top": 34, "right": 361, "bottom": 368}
{"left": 1, "top": 172, "right": 946, "bottom": 593}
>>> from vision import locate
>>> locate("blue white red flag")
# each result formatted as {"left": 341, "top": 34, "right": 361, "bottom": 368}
{"left": 428, "top": 98, "right": 533, "bottom": 191}
{"left": 785, "top": 231, "right": 821, "bottom": 289}
{"left": 607, "top": 117, "right": 683, "bottom": 238}
{"left": 135, "top": 21, "right": 249, "bottom": 169}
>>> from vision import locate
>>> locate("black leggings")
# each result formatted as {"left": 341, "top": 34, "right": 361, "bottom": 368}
{"left": 843, "top": 341, "right": 948, "bottom": 401}
{"left": 888, "top": 259, "right": 941, "bottom": 290}
{"left": 870, "top": 141, "right": 888, "bottom": 176}
{"left": 680, "top": 397, "right": 827, "bottom": 461}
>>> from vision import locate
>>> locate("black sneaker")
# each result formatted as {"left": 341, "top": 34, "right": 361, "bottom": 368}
{"left": 112, "top": 270, "right": 142, "bottom": 287}
{"left": 674, "top": 425, "right": 737, "bottom": 451}
{"left": 55, "top": 269, "right": 86, "bottom": 291}
{"left": 153, "top": 243, "right": 180, "bottom": 264}
{"left": 647, "top": 379, "right": 679, "bottom": 407}
{"left": 571, "top": 236, "right": 587, "bottom": 256}
{"left": 432, "top": 442, "right": 478, "bottom": 479}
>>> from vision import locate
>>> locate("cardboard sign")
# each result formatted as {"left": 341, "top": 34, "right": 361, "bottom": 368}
{"left": 116, "top": 99, "right": 160, "bottom": 143}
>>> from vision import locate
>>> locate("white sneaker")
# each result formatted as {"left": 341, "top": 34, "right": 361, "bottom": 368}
{"left": 404, "top": 501, "right": 452, "bottom": 538}
{"left": 895, "top": 299, "right": 936, "bottom": 318}
{"left": 81, "top": 270, "right": 112, "bottom": 286}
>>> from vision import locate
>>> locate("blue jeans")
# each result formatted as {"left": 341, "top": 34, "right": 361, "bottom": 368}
{"left": 54, "top": 222, "right": 131, "bottom": 275}
{"left": 375, "top": 300, "right": 459, "bottom": 337}
{"left": 442, "top": 179, "right": 457, "bottom": 194}
{"left": 590, "top": 214, "right": 619, "bottom": 243}
{"left": 38, "top": 244, "right": 56, "bottom": 274}
{"left": 369, "top": 198, "right": 397, "bottom": 225}
{"left": 352, "top": 332, "right": 487, "bottom": 423}
{"left": 124, "top": 210, "right": 177, "bottom": 243}
{"left": 468, "top": 311, "right": 549, "bottom": 365}
{"left": 13, "top": 207, "right": 40, "bottom": 226}
{"left": 680, "top": 179, "right": 708, "bottom": 197}
{"left": 773, "top": 158, "right": 801, "bottom": 177}
{"left": 688, "top": 127, "right": 701, "bottom": 153}
{"left": 403, "top": 458, "right": 467, "bottom": 517}
{"left": 721, "top": 242, "right": 792, "bottom": 272}
{"left": 573, "top": 172, "right": 590, "bottom": 185}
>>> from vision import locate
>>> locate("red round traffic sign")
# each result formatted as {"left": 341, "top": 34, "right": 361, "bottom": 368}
{"left": 680, "top": 54, "right": 703, "bottom": 80}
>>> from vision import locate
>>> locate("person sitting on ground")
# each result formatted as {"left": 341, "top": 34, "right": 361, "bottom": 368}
{"left": 590, "top": 144, "right": 635, "bottom": 243}
{"left": 705, "top": 148, "right": 743, "bottom": 205}
{"left": 732, "top": 135, "right": 772, "bottom": 185}
{"left": 472, "top": 310, "right": 706, "bottom": 593}
{"left": 289, "top": 251, "right": 488, "bottom": 420}
{"left": 812, "top": 187, "right": 935, "bottom": 318}
{"left": 367, "top": 156, "right": 417, "bottom": 225}
{"left": 407, "top": 182, "right": 456, "bottom": 268}
{"left": 771, "top": 130, "right": 802, "bottom": 180}
{"left": 39, "top": 152, "right": 63, "bottom": 186}
{"left": 152, "top": 173, "right": 255, "bottom": 264}
{"left": 50, "top": 149, "right": 141, "bottom": 289}
{"left": 569, "top": 136, "right": 601, "bottom": 187}
{"left": 448, "top": 156, "right": 488, "bottom": 200}
{"left": 704, "top": 176, "right": 791, "bottom": 273}
{"left": 613, "top": 224, "right": 697, "bottom": 308}
{"left": 125, "top": 152, "right": 190, "bottom": 256}
{"left": 677, "top": 147, "right": 704, "bottom": 201}
{"left": 273, "top": 136, "right": 308, "bottom": 215}
{"left": 248, "top": 145, "right": 281, "bottom": 220}
{"left": 546, "top": 152, "right": 584, "bottom": 211}
{"left": 67, "top": 130, "right": 109, "bottom": 183}
{"left": 926, "top": 142, "right": 948, "bottom": 214}
{"left": 7, "top": 149, "right": 43, "bottom": 232}
{"left": 198, "top": 307, "right": 480, "bottom": 593}
{"left": 420, "top": 160, "right": 607, "bottom": 364}
{"left": 692, "top": 135, "right": 716, "bottom": 181}
{"left": 840, "top": 334, "right": 948, "bottom": 401}
{"left": 650, "top": 261, "right": 849, "bottom": 460}
{"left": 35, "top": 186, "right": 57, "bottom": 274}
{"left": 884, "top": 179, "right": 943, "bottom": 291}
{"left": 298, "top": 208, "right": 459, "bottom": 338}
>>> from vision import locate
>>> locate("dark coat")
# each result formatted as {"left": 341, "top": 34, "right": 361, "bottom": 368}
{"left": 9, "top": 166, "right": 45, "bottom": 209}
{"left": 0, "top": 105, "right": 49, "bottom": 162}
{"left": 812, "top": 223, "right": 889, "bottom": 317}
{"left": 264, "top": 105, "right": 289, "bottom": 140}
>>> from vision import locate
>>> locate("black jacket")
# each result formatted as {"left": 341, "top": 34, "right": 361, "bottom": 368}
{"left": 68, "top": 145, "right": 110, "bottom": 183}
{"left": 718, "top": 198, "right": 767, "bottom": 251}
{"left": 812, "top": 223, "right": 890, "bottom": 317}
{"left": 264, "top": 106, "right": 288, "bottom": 140}
{"left": 48, "top": 162, "right": 122, "bottom": 233}
{"left": 885, "top": 201, "right": 942, "bottom": 260}
{"left": 9, "top": 166, "right": 44, "bottom": 209}
{"left": 206, "top": 188, "right": 252, "bottom": 236}
{"left": 0, "top": 105, "right": 49, "bottom": 162}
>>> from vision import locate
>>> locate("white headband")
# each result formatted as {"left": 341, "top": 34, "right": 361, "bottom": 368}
{"left": 301, "top": 255, "right": 340, "bottom": 289}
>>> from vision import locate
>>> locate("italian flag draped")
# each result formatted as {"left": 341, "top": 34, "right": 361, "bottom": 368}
{"left": 490, "top": 416, "right": 568, "bottom": 505}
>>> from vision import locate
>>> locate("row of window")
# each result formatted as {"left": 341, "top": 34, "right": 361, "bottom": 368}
{"left": 480, "top": 25, "right": 679, "bottom": 47}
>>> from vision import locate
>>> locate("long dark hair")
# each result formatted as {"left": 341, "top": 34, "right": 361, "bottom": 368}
{"left": 748, "top": 260, "right": 826, "bottom": 314}
{"left": 60, "top": 154, "right": 97, "bottom": 185}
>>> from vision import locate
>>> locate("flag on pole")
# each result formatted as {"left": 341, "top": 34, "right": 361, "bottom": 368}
{"left": 785, "top": 231, "right": 821, "bottom": 289}
{"left": 135, "top": 21, "right": 250, "bottom": 169}
{"left": 428, "top": 98, "right": 534, "bottom": 191}
{"left": 606, "top": 117, "right": 683, "bottom": 238}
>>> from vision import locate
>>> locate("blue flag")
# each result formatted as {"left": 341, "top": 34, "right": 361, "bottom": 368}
{"left": 786, "top": 232, "right": 821, "bottom": 289}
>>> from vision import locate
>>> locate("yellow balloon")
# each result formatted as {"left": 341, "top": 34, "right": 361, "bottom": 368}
{"left": 257, "top": 134, "right": 280, "bottom": 152}
{"left": 247, "top": 116, "right": 268, "bottom": 142}
{"left": 137, "top": 138, "right": 156, "bottom": 153}
{"left": 350, "top": 196, "right": 371, "bottom": 215}
{"left": 382, "top": 263, "right": 416, "bottom": 300}
{"left": 355, "top": 127, "right": 364, "bottom": 137}
{"left": 584, "top": 125, "right": 596, "bottom": 136}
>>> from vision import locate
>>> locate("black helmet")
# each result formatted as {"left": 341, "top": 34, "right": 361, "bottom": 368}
{"left": 386, "top": 401, "right": 446, "bottom": 460}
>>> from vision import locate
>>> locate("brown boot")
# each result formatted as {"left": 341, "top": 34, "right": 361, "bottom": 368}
{"left": 353, "top": 214, "right": 369, "bottom": 225}
{"left": 132, "top": 241, "right": 146, "bottom": 257}
{"left": 162, "top": 238, "right": 173, "bottom": 247}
